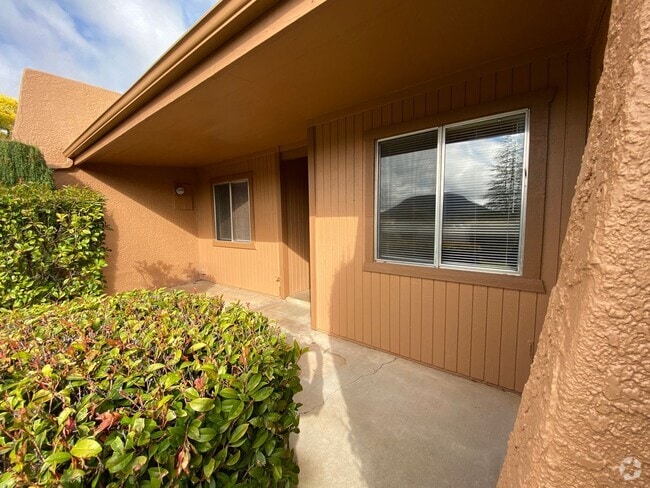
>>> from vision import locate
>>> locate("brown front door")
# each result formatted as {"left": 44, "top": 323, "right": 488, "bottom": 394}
{"left": 280, "top": 157, "right": 310, "bottom": 298}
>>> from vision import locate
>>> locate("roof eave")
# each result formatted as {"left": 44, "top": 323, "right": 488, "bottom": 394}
{"left": 64, "top": 0, "right": 279, "bottom": 163}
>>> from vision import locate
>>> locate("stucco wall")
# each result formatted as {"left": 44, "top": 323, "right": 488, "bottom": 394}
{"left": 498, "top": 0, "right": 649, "bottom": 485}
{"left": 13, "top": 69, "right": 120, "bottom": 168}
{"left": 56, "top": 166, "right": 200, "bottom": 292}
{"left": 12, "top": 70, "right": 200, "bottom": 292}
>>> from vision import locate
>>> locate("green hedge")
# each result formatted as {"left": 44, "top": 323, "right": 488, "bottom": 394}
{"left": 0, "top": 140, "right": 54, "bottom": 189}
{"left": 0, "top": 184, "right": 107, "bottom": 309}
{"left": 0, "top": 290, "right": 303, "bottom": 487}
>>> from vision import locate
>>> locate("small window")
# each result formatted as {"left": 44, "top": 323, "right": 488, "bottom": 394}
{"left": 213, "top": 180, "right": 251, "bottom": 242}
{"left": 376, "top": 110, "right": 528, "bottom": 275}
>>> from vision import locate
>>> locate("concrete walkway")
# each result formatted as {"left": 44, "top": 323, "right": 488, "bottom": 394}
{"left": 175, "top": 281, "right": 520, "bottom": 488}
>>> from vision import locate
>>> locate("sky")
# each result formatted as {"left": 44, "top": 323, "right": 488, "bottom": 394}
{"left": 0, "top": 0, "right": 216, "bottom": 99}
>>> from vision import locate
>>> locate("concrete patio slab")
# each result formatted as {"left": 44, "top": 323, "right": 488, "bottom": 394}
{"left": 175, "top": 281, "right": 520, "bottom": 487}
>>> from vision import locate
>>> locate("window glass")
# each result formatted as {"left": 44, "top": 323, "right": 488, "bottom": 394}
{"left": 442, "top": 113, "right": 526, "bottom": 272}
{"left": 214, "top": 183, "right": 232, "bottom": 241}
{"left": 377, "top": 130, "right": 438, "bottom": 264}
{"left": 213, "top": 180, "right": 251, "bottom": 242}
{"left": 375, "top": 110, "right": 527, "bottom": 274}
{"left": 231, "top": 181, "right": 251, "bottom": 242}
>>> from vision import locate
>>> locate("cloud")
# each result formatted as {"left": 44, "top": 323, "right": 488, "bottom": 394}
{"left": 0, "top": 0, "right": 215, "bottom": 98}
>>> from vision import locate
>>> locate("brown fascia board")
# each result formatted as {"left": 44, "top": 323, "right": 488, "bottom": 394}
{"left": 64, "top": 0, "right": 279, "bottom": 164}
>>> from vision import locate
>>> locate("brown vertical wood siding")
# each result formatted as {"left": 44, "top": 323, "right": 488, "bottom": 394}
{"left": 281, "top": 159, "right": 311, "bottom": 296}
{"left": 196, "top": 151, "right": 283, "bottom": 297}
{"left": 309, "top": 49, "right": 591, "bottom": 392}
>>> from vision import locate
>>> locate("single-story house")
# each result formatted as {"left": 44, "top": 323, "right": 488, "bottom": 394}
{"left": 13, "top": 0, "right": 612, "bottom": 393}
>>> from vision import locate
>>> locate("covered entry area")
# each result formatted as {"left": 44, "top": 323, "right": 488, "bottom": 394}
{"left": 54, "top": 0, "right": 610, "bottom": 393}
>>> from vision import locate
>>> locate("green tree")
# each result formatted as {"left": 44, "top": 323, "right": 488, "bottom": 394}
{"left": 0, "top": 140, "right": 54, "bottom": 188}
{"left": 0, "top": 94, "right": 18, "bottom": 139}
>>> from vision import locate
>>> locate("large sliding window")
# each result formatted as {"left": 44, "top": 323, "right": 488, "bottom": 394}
{"left": 213, "top": 179, "right": 251, "bottom": 242}
{"left": 376, "top": 110, "right": 528, "bottom": 275}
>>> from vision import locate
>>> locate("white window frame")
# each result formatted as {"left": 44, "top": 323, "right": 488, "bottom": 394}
{"left": 374, "top": 109, "right": 530, "bottom": 276}
{"left": 213, "top": 178, "right": 252, "bottom": 243}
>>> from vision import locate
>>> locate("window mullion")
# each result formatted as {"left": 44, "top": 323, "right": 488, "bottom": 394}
{"left": 517, "top": 109, "right": 531, "bottom": 274}
{"left": 229, "top": 183, "right": 234, "bottom": 242}
{"left": 246, "top": 181, "right": 251, "bottom": 238}
{"left": 374, "top": 140, "right": 380, "bottom": 261}
{"left": 213, "top": 185, "right": 217, "bottom": 240}
{"left": 434, "top": 127, "right": 445, "bottom": 267}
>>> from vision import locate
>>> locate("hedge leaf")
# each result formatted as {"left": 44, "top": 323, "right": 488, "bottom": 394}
{"left": 0, "top": 290, "right": 303, "bottom": 486}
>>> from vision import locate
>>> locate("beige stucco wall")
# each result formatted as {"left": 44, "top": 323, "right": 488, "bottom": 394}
{"left": 499, "top": 0, "right": 649, "bottom": 485}
{"left": 12, "top": 70, "right": 200, "bottom": 292}
{"left": 56, "top": 166, "right": 200, "bottom": 293}
{"left": 13, "top": 69, "right": 120, "bottom": 168}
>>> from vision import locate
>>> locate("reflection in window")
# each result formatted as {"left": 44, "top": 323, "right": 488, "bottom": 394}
{"left": 378, "top": 130, "right": 437, "bottom": 264}
{"left": 376, "top": 111, "right": 527, "bottom": 274}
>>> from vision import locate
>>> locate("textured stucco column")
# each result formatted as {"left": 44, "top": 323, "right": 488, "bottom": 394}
{"left": 498, "top": 1, "right": 650, "bottom": 486}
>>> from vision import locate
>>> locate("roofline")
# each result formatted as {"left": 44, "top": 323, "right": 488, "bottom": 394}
{"left": 64, "top": 0, "right": 278, "bottom": 161}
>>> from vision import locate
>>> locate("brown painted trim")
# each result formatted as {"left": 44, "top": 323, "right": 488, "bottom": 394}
{"left": 209, "top": 171, "right": 255, "bottom": 245}
{"left": 212, "top": 240, "right": 256, "bottom": 250}
{"left": 362, "top": 262, "right": 545, "bottom": 293}
{"left": 363, "top": 89, "right": 554, "bottom": 292}
{"left": 363, "top": 89, "right": 555, "bottom": 141}
{"left": 279, "top": 158, "right": 290, "bottom": 299}
{"left": 279, "top": 142, "right": 308, "bottom": 161}
{"left": 307, "top": 126, "right": 318, "bottom": 330}
{"left": 271, "top": 152, "right": 284, "bottom": 298}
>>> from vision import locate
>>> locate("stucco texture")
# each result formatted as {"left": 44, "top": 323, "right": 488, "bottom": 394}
{"left": 56, "top": 166, "right": 200, "bottom": 293}
{"left": 498, "top": 0, "right": 650, "bottom": 486}
{"left": 13, "top": 69, "right": 120, "bottom": 168}
{"left": 12, "top": 70, "right": 201, "bottom": 292}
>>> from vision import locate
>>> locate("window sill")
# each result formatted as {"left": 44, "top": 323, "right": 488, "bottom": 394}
{"left": 363, "top": 260, "right": 545, "bottom": 293}
{"left": 212, "top": 240, "right": 256, "bottom": 250}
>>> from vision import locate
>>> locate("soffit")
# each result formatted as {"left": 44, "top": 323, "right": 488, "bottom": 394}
{"left": 78, "top": 0, "right": 600, "bottom": 167}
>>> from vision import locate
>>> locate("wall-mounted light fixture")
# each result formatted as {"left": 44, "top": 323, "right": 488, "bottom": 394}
{"left": 173, "top": 184, "right": 193, "bottom": 210}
